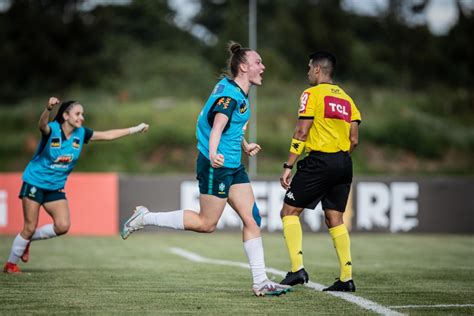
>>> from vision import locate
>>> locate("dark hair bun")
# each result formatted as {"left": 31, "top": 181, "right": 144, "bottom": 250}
{"left": 229, "top": 41, "right": 242, "bottom": 54}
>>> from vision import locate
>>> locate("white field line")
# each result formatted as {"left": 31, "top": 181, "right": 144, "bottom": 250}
{"left": 169, "top": 247, "right": 405, "bottom": 316}
{"left": 389, "top": 304, "right": 474, "bottom": 309}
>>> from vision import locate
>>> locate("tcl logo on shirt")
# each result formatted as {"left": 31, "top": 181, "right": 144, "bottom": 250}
{"left": 299, "top": 92, "right": 310, "bottom": 114}
{"left": 324, "top": 96, "right": 351, "bottom": 122}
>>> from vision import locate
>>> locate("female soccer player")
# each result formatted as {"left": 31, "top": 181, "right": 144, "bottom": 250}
{"left": 121, "top": 42, "right": 292, "bottom": 296}
{"left": 4, "top": 97, "right": 149, "bottom": 273}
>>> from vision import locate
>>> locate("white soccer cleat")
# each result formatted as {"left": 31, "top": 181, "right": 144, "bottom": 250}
{"left": 252, "top": 279, "right": 293, "bottom": 297}
{"left": 121, "top": 206, "right": 149, "bottom": 240}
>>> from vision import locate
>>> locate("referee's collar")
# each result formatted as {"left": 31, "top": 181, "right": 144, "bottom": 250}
{"left": 316, "top": 82, "right": 336, "bottom": 86}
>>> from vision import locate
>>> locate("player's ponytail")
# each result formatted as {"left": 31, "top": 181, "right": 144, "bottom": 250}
{"left": 54, "top": 100, "right": 78, "bottom": 124}
{"left": 226, "top": 41, "right": 252, "bottom": 78}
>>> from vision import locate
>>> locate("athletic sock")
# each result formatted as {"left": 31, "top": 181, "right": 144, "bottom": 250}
{"left": 243, "top": 237, "right": 268, "bottom": 285}
{"left": 143, "top": 210, "right": 184, "bottom": 230}
{"left": 329, "top": 224, "right": 353, "bottom": 282}
{"left": 7, "top": 234, "right": 30, "bottom": 264}
{"left": 31, "top": 224, "right": 57, "bottom": 241}
{"left": 282, "top": 215, "right": 304, "bottom": 272}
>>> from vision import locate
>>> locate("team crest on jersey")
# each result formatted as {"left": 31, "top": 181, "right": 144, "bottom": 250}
{"left": 72, "top": 137, "right": 80, "bottom": 149}
{"left": 239, "top": 101, "right": 248, "bottom": 114}
{"left": 28, "top": 186, "right": 37, "bottom": 198}
{"left": 51, "top": 137, "right": 61, "bottom": 148}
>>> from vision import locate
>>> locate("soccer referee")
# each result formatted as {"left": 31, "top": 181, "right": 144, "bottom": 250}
{"left": 279, "top": 51, "right": 361, "bottom": 292}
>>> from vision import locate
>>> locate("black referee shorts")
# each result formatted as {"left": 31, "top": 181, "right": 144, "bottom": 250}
{"left": 284, "top": 151, "right": 353, "bottom": 212}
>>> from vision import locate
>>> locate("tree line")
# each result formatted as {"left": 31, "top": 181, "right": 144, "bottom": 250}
{"left": 0, "top": 0, "right": 472, "bottom": 103}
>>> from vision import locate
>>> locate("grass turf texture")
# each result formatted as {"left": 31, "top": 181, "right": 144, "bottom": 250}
{"left": 1, "top": 233, "right": 473, "bottom": 315}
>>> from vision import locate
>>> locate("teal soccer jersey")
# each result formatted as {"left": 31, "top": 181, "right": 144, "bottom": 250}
{"left": 22, "top": 121, "right": 93, "bottom": 190}
{"left": 196, "top": 77, "right": 250, "bottom": 168}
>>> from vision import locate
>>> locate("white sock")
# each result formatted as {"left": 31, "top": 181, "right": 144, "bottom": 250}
{"left": 31, "top": 224, "right": 57, "bottom": 241}
{"left": 243, "top": 237, "right": 268, "bottom": 285}
{"left": 143, "top": 210, "right": 184, "bottom": 230}
{"left": 7, "top": 234, "right": 30, "bottom": 264}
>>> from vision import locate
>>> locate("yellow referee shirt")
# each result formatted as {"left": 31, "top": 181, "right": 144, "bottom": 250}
{"left": 298, "top": 83, "right": 361, "bottom": 153}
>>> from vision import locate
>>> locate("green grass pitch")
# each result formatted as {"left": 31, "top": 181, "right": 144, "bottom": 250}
{"left": 1, "top": 232, "right": 473, "bottom": 315}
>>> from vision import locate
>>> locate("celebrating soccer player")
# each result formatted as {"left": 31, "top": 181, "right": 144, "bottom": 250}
{"left": 121, "top": 41, "right": 292, "bottom": 297}
{"left": 3, "top": 97, "right": 149, "bottom": 273}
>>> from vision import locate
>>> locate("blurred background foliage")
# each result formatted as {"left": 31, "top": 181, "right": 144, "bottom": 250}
{"left": 0, "top": 0, "right": 472, "bottom": 174}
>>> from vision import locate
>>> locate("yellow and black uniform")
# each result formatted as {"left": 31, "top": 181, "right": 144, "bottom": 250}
{"left": 283, "top": 83, "right": 361, "bottom": 211}
{"left": 299, "top": 83, "right": 361, "bottom": 153}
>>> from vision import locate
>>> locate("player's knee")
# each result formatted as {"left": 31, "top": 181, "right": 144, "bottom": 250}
{"left": 242, "top": 217, "right": 259, "bottom": 230}
{"left": 54, "top": 221, "right": 70, "bottom": 235}
{"left": 324, "top": 212, "right": 343, "bottom": 228}
{"left": 200, "top": 224, "right": 216, "bottom": 233}
{"left": 194, "top": 218, "right": 217, "bottom": 233}
{"left": 280, "top": 204, "right": 301, "bottom": 218}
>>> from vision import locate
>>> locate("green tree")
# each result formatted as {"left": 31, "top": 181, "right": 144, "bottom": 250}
{"left": 0, "top": 0, "right": 114, "bottom": 102}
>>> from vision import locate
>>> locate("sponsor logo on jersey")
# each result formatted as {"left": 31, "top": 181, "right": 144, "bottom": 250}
{"left": 51, "top": 154, "right": 74, "bottom": 169}
{"left": 51, "top": 137, "right": 61, "bottom": 148}
{"left": 331, "top": 88, "right": 341, "bottom": 94}
{"left": 216, "top": 97, "right": 232, "bottom": 110}
{"left": 72, "top": 137, "right": 81, "bottom": 149}
{"left": 239, "top": 101, "right": 248, "bottom": 114}
{"left": 299, "top": 92, "right": 310, "bottom": 113}
{"left": 53, "top": 154, "right": 73, "bottom": 164}
{"left": 223, "top": 97, "right": 231, "bottom": 109}
{"left": 324, "top": 96, "right": 351, "bottom": 122}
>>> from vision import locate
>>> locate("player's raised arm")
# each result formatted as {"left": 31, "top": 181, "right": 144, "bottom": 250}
{"left": 90, "top": 123, "right": 149, "bottom": 141}
{"left": 38, "top": 97, "right": 60, "bottom": 135}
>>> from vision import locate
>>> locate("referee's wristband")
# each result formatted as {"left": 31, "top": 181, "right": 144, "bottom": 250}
{"left": 289, "top": 138, "right": 305, "bottom": 155}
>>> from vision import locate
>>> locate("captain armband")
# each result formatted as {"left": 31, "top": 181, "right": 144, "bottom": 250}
{"left": 289, "top": 138, "right": 305, "bottom": 155}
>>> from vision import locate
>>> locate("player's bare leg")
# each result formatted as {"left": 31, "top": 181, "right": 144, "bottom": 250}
{"left": 229, "top": 183, "right": 292, "bottom": 296}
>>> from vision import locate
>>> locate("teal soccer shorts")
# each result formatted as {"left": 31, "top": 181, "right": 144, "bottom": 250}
{"left": 196, "top": 152, "right": 250, "bottom": 198}
{"left": 19, "top": 182, "right": 66, "bottom": 204}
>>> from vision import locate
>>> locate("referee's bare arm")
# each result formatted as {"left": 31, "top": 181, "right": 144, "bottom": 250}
{"left": 287, "top": 119, "right": 312, "bottom": 165}
{"left": 349, "top": 121, "right": 359, "bottom": 153}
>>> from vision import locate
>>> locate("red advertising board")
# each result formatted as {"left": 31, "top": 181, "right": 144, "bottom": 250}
{"left": 0, "top": 173, "right": 118, "bottom": 236}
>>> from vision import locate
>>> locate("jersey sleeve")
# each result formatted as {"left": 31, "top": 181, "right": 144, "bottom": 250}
{"left": 350, "top": 101, "right": 362, "bottom": 124}
{"left": 298, "top": 89, "right": 316, "bottom": 119}
{"left": 83, "top": 126, "right": 94, "bottom": 144}
{"left": 207, "top": 96, "right": 238, "bottom": 129}
{"left": 212, "top": 97, "right": 237, "bottom": 118}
